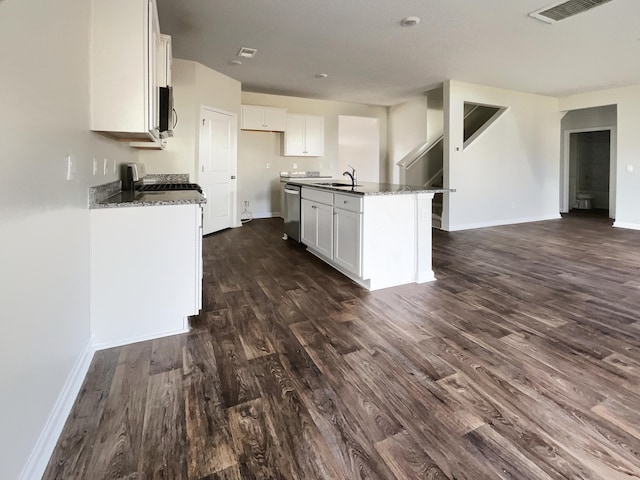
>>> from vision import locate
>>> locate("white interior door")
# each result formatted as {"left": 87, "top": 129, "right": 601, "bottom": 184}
{"left": 199, "top": 107, "right": 237, "bottom": 234}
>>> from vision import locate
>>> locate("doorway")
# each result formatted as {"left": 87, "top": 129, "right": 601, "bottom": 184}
{"left": 562, "top": 126, "right": 615, "bottom": 219}
{"left": 198, "top": 106, "right": 238, "bottom": 235}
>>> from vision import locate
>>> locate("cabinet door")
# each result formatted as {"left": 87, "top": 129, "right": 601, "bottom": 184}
{"left": 334, "top": 208, "right": 362, "bottom": 276}
{"left": 303, "top": 115, "right": 325, "bottom": 156}
{"left": 158, "top": 34, "right": 172, "bottom": 87}
{"left": 316, "top": 202, "right": 334, "bottom": 258}
{"left": 301, "top": 198, "right": 317, "bottom": 247}
{"left": 263, "top": 107, "right": 286, "bottom": 131}
{"left": 241, "top": 105, "right": 266, "bottom": 130}
{"left": 284, "top": 113, "right": 306, "bottom": 155}
{"left": 194, "top": 205, "right": 203, "bottom": 312}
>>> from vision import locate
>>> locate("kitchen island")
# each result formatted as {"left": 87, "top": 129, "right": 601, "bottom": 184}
{"left": 285, "top": 180, "right": 453, "bottom": 291}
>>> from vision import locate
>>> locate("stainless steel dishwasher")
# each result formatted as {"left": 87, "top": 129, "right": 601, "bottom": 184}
{"left": 283, "top": 183, "right": 301, "bottom": 242}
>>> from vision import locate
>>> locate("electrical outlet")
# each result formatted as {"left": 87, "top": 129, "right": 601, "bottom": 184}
{"left": 103, "top": 158, "right": 108, "bottom": 175}
{"left": 293, "top": 163, "right": 298, "bottom": 170}
{"left": 266, "top": 162, "right": 271, "bottom": 169}
{"left": 65, "top": 155, "right": 74, "bottom": 180}
{"left": 92, "top": 158, "right": 97, "bottom": 176}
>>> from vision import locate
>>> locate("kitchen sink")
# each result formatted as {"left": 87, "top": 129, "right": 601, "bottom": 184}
{"left": 314, "top": 182, "right": 361, "bottom": 187}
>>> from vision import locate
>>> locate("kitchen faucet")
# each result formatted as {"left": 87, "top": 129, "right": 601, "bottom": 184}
{"left": 343, "top": 165, "right": 357, "bottom": 188}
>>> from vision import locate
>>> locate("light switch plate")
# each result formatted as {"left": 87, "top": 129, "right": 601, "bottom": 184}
{"left": 66, "top": 155, "right": 74, "bottom": 180}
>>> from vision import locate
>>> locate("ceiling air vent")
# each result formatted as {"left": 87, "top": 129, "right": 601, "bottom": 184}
{"left": 237, "top": 47, "right": 257, "bottom": 58}
{"left": 529, "top": 0, "right": 614, "bottom": 23}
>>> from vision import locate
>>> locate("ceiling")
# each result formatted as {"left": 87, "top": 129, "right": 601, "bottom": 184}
{"left": 156, "top": 0, "right": 640, "bottom": 106}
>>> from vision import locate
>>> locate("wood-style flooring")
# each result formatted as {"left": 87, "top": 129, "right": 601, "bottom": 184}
{"left": 44, "top": 213, "right": 640, "bottom": 479}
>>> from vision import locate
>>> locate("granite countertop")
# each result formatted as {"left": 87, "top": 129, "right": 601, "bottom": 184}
{"left": 284, "top": 179, "right": 455, "bottom": 196}
{"left": 89, "top": 177, "right": 207, "bottom": 209}
{"left": 93, "top": 190, "right": 207, "bottom": 209}
{"left": 280, "top": 170, "right": 332, "bottom": 179}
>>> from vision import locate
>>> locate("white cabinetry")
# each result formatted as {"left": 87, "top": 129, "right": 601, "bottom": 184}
{"left": 91, "top": 0, "right": 169, "bottom": 148}
{"left": 158, "top": 34, "right": 172, "bottom": 87}
{"left": 241, "top": 105, "right": 287, "bottom": 131}
{"left": 284, "top": 114, "right": 324, "bottom": 156}
{"left": 301, "top": 189, "right": 334, "bottom": 258}
{"left": 90, "top": 204, "right": 203, "bottom": 348}
{"left": 300, "top": 187, "right": 435, "bottom": 291}
{"left": 333, "top": 193, "right": 363, "bottom": 276}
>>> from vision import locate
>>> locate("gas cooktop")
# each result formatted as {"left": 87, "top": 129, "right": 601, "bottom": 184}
{"left": 137, "top": 183, "right": 202, "bottom": 194}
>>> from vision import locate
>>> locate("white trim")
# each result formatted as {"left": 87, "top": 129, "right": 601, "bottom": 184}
{"left": 19, "top": 341, "right": 95, "bottom": 480}
{"left": 198, "top": 105, "right": 240, "bottom": 231}
{"left": 448, "top": 213, "right": 562, "bottom": 232}
{"left": 612, "top": 221, "right": 640, "bottom": 231}
{"left": 561, "top": 126, "right": 616, "bottom": 217}
{"left": 92, "top": 326, "right": 189, "bottom": 351}
{"left": 253, "top": 212, "right": 280, "bottom": 219}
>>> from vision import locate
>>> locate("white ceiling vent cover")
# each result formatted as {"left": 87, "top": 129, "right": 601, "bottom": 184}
{"left": 237, "top": 47, "right": 257, "bottom": 58}
{"left": 529, "top": 0, "right": 614, "bottom": 23}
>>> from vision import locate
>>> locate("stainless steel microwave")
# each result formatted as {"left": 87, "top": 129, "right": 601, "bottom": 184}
{"left": 159, "top": 86, "right": 174, "bottom": 138}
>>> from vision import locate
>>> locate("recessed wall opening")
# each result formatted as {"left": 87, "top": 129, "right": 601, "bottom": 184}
{"left": 570, "top": 130, "right": 611, "bottom": 216}
{"left": 560, "top": 104, "right": 617, "bottom": 220}
{"left": 463, "top": 102, "right": 507, "bottom": 150}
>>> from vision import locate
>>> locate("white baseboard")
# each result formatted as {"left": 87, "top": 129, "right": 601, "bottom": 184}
{"left": 447, "top": 213, "right": 562, "bottom": 232}
{"left": 91, "top": 326, "right": 190, "bottom": 351}
{"left": 613, "top": 221, "right": 640, "bottom": 231}
{"left": 252, "top": 212, "right": 281, "bottom": 220}
{"left": 19, "top": 340, "right": 95, "bottom": 480}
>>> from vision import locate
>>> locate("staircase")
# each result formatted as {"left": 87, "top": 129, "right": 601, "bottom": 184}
{"left": 397, "top": 102, "right": 506, "bottom": 229}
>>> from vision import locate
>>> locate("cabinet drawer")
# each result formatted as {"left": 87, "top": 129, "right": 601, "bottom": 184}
{"left": 302, "top": 187, "right": 333, "bottom": 205}
{"left": 334, "top": 193, "right": 363, "bottom": 213}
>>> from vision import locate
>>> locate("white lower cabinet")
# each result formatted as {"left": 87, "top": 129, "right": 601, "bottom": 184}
{"left": 301, "top": 187, "right": 435, "bottom": 290}
{"left": 90, "top": 203, "right": 203, "bottom": 348}
{"left": 301, "top": 198, "right": 333, "bottom": 258}
{"left": 302, "top": 187, "right": 361, "bottom": 276}
{"left": 333, "top": 207, "right": 362, "bottom": 276}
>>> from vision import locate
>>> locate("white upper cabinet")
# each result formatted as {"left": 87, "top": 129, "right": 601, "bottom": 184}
{"left": 284, "top": 114, "right": 324, "bottom": 156}
{"left": 241, "top": 105, "right": 287, "bottom": 131}
{"left": 91, "top": 0, "right": 170, "bottom": 146}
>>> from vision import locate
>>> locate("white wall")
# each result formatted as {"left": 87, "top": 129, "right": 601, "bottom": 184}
{"left": 560, "top": 86, "right": 640, "bottom": 229}
{"left": 238, "top": 92, "right": 387, "bottom": 219}
{"left": 444, "top": 80, "right": 562, "bottom": 231}
{"left": 560, "top": 85, "right": 640, "bottom": 230}
{"left": 0, "top": 0, "right": 137, "bottom": 478}
{"left": 388, "top": 94, "right": 428, "bottom": 184}
{"left": 140, "top": 59, "right": 242, "bottom": 180}
{"left": 338, "top": 116, "right": 380, "bottom": 183}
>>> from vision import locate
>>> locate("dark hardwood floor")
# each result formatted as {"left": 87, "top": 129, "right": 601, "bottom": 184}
{"left": 44, "top": 214, "right": 640, "bottom": 479}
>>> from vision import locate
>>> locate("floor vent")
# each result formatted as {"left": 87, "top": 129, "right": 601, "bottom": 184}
{"left": 529, "top": 0, "right": 614, "bottom": 23}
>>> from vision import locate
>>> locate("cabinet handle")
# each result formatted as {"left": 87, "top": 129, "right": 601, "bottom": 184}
{"left": 231, "top": 175, "right": 236, "bottom": 179}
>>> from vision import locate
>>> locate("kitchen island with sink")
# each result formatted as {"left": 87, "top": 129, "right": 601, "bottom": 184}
{"left": 284, "top": 180, "right": 453, "bottom": 291}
